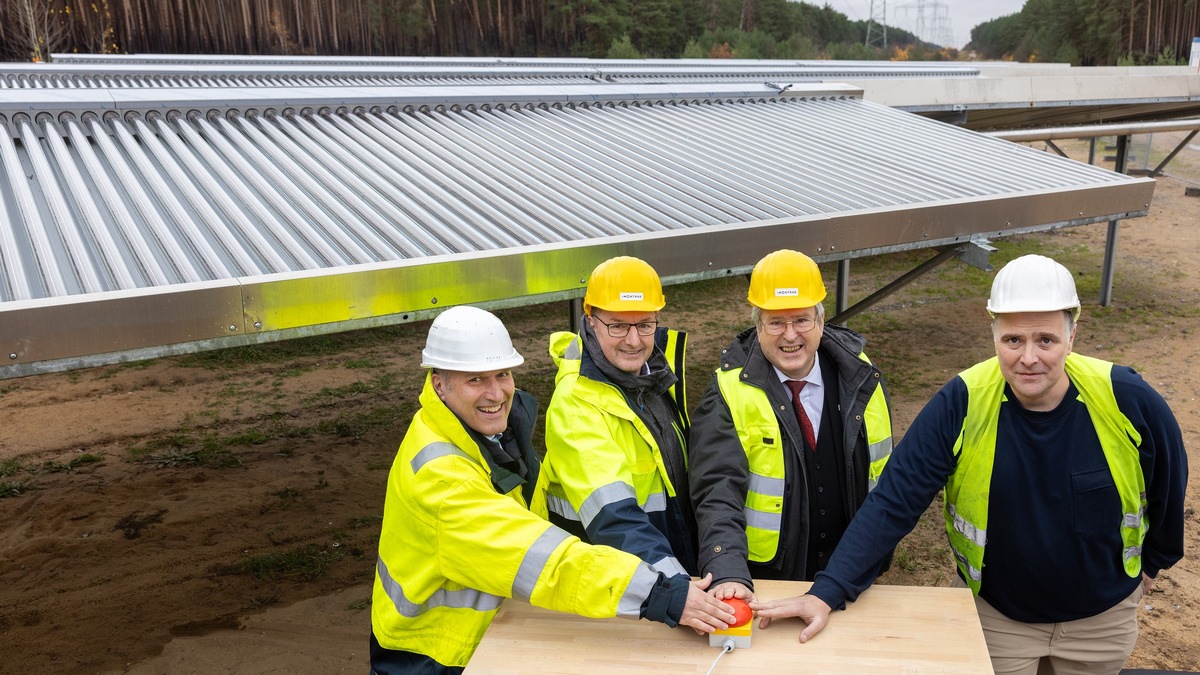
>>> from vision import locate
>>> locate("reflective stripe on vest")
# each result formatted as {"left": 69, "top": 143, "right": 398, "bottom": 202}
{"left": 546, "top": 481, "right": 667, "bottom": 525}
{"left": 383, "top": 440, "right": 505, "bottom": 618}
{"left": 661, "top": 329, "right": 690, "bottom": 438}
{"left": 945, "top": 354, "right": 1147, "bottom": 595}
{"left": 864, "top": 384, "right": 894, "bottom": 490}
{"left": 376, "top": 555, "right": 503, "bottom": 618}
{"left": 545, "top": 330, "right": 685, "bottom": 521}
{"left": 619, "top": 564, "right": 661, "bottom": 619}
{"left": 714, "top": 355, "right": 891, "bottom": 563}
{"left": 412, "top": 442, "right": 472, "bottom": 474}
{"left": 512, "top": 526, "right": 572, "bottom": 602}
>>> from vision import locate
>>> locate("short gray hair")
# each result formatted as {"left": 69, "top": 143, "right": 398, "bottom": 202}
{"left": 752, "top": 302, "right": 826, "bottom": 325}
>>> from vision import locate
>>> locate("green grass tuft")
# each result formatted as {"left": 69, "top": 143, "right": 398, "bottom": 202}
{"left": 37, "top": 454, "right": 104, "bottom": 474}
{"left": 0, "top": 458, "right": 23, "bottom": 478}
{"left": 220, "top": 545, "right": 343, "bottom": 583}
{"left": 0, "top": 480, "right": 32, "bottom": 498}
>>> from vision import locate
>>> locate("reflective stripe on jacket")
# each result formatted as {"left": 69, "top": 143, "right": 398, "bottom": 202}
{"left": 371, "top": 372, "right": 659, "bottom": 668}
{"left": 714, "top": 351, "right": 892, "bottom": 562}
{"left": 542, "top": 329, "right": 693, "bottom": 577}
{"left": 945, "top": 353, "right": 1147, "bottom": 594}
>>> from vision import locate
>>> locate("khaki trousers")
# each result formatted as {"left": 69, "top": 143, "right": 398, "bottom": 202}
{"left": 959, "top": 579, "right": 1143, "bottom": 675}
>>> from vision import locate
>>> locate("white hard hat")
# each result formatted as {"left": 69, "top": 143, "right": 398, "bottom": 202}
{"left": 420, "top": 306, "right": 524, "bottom": 371}
{"left": 987, "top": 254, "right": 1081, "bottom": 320}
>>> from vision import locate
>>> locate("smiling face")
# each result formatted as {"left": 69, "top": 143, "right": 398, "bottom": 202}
{"left": 993, "top": 311, "right": 1076, "bottom": 412}
{"left": 756, "top": 306, "right": 825, "bottom": 380}
{"left": 431, "top": 368, "right": 515, "bottom": 436}
{"left": 587, "top": 308, "right": 657, "bottom": 375}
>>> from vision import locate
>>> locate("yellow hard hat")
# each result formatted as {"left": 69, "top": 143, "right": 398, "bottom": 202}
{"left": 747, "top": 249, "right": 827, "bottom": 310}
{"left": 583, "top": 256, "right": 666, "bottom": 315}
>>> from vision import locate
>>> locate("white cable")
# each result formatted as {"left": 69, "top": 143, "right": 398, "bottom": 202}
{"left": 705, "top": 639, "right": 736, "bottom": 675}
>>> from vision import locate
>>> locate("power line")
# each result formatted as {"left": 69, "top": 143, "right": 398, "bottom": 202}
{"left": 892, "top": 0, "right": 954, "bottom": 47}
{"left": 865, "top": 0, "right": 887, "bottom": 49}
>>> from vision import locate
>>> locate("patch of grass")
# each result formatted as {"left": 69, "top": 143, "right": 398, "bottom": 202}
{"left": 310, "top": 380, "right": 374, "bottom": 401}
{"left": 0, "top": 458, "right": 23, "bottom": 478}
{"left": 891, "top": 543, "right": 917, "bottom": 573}
{"left": 275, "top": 367, "right": 310, "bottom": 380}
{"left": 114, "top": 510, "right": 166, "bottom": 539}
{"left": 219, "top": 429, "right": 270, "bottom": 447}
{"left": 36, "top": 454, "right": 103, "bottom": 474}
{"left": 261, "top": 486, "right": 303, "bottom": 514}
{"left": 141, "top": 448, "right": 203, "bottom": 468}
{"left": 125, "top": 398, "right": 407, "bottom": 472}
{"left": 134, "top": 444, "right": 242, "bottom": 470}
{"left": 305, "top": 374, "right": 400, "bottom": 405}
{"left": 347, "top": 597, "right": 371, "bottom": 611}
{"left": 250, "top": 588, "right": 284, "bottom": 608}
{"left": 175, "top": 325, "right": 416, "bottom": 371}
{"left": 220, "top": 544, "right": 343, "bottom": 583}
{"left": 349, "top": 514, "right": 383, "bottom": 529}
{"left": 315, "top": 404, "right": 407, "bottom": 439}
{"left": 0, "top": 480, "right": 32, "bottom": 498}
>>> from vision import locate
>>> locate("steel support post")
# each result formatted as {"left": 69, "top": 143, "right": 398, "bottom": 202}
{"left": 836, "top": 259, "right": 851, "bottom": 315}
{"left": 568, "top": 298, "right": 584, "bottom": 334}
{"left": 1100, "top": 135, "right": 1130, "bottom": 307}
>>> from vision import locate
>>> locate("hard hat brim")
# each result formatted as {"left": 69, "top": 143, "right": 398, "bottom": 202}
{"left": 420, "top": 350, "right": 525, "bottom": 371}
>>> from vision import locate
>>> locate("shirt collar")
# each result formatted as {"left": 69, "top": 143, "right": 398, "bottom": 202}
{"left": 772, "top": 356, "right": 824, "bottom": 390}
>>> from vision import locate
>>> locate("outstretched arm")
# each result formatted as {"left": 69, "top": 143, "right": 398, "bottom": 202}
{"left": 750, "top": 594, "right": 832, "bottom": 642}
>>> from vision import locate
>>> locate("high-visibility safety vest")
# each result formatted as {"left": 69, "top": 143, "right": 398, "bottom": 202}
{"left": 714, "top": 354, "right": 892, "bottom": 563}
{"left": 542, "top": 329, "right": 691, "bottom": 575}
{"left": 945, "top": 353, "right": 1148, "bottom": 595}
{"left": 372, "top": 373, "right": 660, "bottom": 668}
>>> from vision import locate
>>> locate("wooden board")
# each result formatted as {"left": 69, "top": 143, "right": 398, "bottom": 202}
{"left": 465, "top": 581, "right": 993, "bottom": 674}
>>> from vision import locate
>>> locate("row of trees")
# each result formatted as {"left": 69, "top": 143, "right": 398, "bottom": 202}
{"left": 1, "top": 0, "right": 940, "bottom": 63}
{"left": 969, "top": 0, "right": 1200, "bottom": 65}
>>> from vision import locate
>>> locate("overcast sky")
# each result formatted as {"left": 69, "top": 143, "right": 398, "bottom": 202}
{"left": 828, "top": 0, "right": 1027, "bottom": 49}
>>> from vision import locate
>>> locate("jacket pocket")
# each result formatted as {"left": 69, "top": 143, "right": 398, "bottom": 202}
{"left": 1071, "top": 468, "right": 1119, "bottom": 539}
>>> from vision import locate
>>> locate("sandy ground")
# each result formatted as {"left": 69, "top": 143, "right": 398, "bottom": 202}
{"left": 1, "top": 138, "right": 1198, "bottom": 674}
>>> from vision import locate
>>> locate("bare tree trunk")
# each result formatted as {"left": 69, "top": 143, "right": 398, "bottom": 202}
{"left": 1145, "top": 0, "right": 1151, "bottom": 55}
{"left": 15, "top": 0, "right": 71, "bottom": 61}
{"left": 740, "top": 0, "right": 755, "bottom": 32}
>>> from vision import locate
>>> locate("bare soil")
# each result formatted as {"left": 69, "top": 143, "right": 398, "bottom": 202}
{"left": 1, "top": 139, "right": 1198, "bottom": 673}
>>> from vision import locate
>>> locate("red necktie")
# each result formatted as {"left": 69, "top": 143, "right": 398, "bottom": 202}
{"left": 785, "top": 380, "right": 817, "bottom": 450}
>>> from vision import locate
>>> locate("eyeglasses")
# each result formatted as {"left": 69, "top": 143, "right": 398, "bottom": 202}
{"left": 760, "top": 316, "right": 819, "bottom": 335}
{"left": 591, "top": 316, "right": 658, "bottom": 338}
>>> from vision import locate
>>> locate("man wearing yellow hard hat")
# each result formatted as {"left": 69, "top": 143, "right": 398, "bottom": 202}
{"left": 541, "top": 256, "right": 732, "bottom": 632}
{"left": 754, "top": 254, "right": 1187, "bottom": 675}
{"left": 370, "top": 305, "right": 734, "bottom": 674}
{"left": 688, "top": 249, "right": 894, "bottom": 605}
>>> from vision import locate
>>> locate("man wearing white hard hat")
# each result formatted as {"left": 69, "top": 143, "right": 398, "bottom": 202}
{"left": 752, "top": 255, "right": 1188, "bottom": 675}
{"left": 370, "top": 305, "right": 735, "bottom": 675}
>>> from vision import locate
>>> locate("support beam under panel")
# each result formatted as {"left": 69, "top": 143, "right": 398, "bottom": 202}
{"left": 836, "top": 260, "right": 850, "bottom": 315}
{"left": 569, "top": 298, "right": 584, "bottom": 334}
{"left": 1100, "top": 135, "right": 1130, "bottom": 307}
{"left": 831, "top": 245, "right": 967, "bottom": 325}
{"left": 1148, "top": 129, "right": 1199, "bottom": 177}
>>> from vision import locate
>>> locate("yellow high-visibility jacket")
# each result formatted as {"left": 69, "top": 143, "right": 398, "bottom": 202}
{"left": 371, "top": 373, "right": 663, "bottom": 668}
{"left": 946, "top": 354, "right": 1148, "bottom": 594}
{"left": 542, "top": 329, "right": 695, "bottom": 577}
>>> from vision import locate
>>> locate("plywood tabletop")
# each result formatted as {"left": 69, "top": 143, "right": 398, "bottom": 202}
{"left": 465, "top": 581, "right": 992, "bottom": 674}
